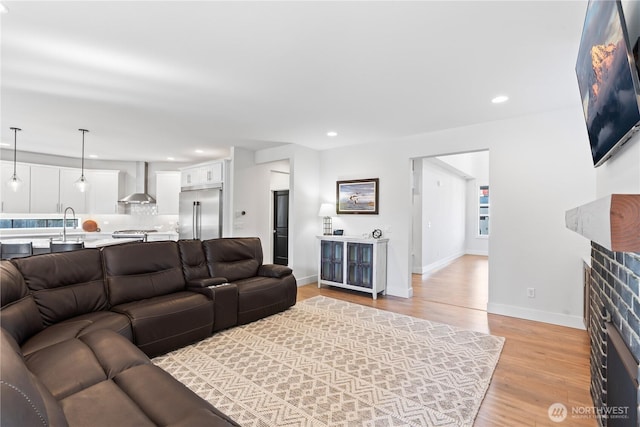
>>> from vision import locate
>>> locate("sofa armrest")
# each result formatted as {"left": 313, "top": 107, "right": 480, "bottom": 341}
{"left": 258, "top": 264, "right": 292, "bottom": 278}
{"left": 187, "top": 277, "right": 228, "bottom": 288}
{"left": 187, "top": 277, "right": 228, "bottom": 300}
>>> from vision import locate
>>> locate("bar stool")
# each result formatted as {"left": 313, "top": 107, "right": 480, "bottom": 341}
{"left": 0, "top": 242, "right": 33, "bottom": 260}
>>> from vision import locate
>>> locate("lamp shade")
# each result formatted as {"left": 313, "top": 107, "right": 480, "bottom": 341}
{"left": 318, "top": 203, "right": 335, "bottom": 217}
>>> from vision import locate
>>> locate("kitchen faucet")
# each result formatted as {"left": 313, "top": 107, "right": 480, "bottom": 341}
{"left": 63, "top": 207, "right": 76, "bottom": 242}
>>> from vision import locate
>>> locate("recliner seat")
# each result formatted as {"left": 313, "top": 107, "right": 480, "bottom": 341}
{"left": 102, "top": 241, "right": 214, "bottom": 357}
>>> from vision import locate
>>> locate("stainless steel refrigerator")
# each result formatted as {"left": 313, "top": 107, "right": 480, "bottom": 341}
{"left": 178, "top": 186, "right": 222, "bottom": 240}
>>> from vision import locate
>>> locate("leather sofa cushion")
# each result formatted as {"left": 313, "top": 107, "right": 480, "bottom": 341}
{"left": 0, "top": 329, "right": 68, "bottom": 427}
{"left": 1, "top": 260, "right": 29, "bottom": 305}
{"left": 203, "top": 237, "right": 263, "bottom": 282}
{"left": 26, "top": 337, "right": 108, "bottom": 400}
{"left": 21, "top": 311, "right": 132, "bottom": 357}
{"left": 103, "top": 241, "right": 186, "bottom": 306}
{"left": 0, "top": 261, "right": 44, "bottom": 345}
{"left": 61, "top": 380, "right": 156, "bottom": 427}
{"left": 25, "top": 329, "right": 149, "bottom": 401}
{"left": 178, "top": 239, "right": 210, "bottom": 281}
{"left": 235, "top": 274, "right": 297, "bottom": 325}
{"left": 11, "top": 250, "right": 107, "bottom": 326}
{"left": 76, "top": 329, "right": 149, "bottom": 379}
{"left": 60, "top": 364, "right": 239, "bottom": 427}
{"left": 112, "top": 291, "right": 213, "bottom": 357}
{"left": 115, "top": 364, "right": 240, "bottom": 426}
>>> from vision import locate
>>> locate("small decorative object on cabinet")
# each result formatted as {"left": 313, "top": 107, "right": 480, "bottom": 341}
{"left": 317, "top": 235, "right": 388, "bottom": 299}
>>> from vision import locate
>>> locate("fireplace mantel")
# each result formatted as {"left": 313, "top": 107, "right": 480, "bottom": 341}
{"left": 565, "top": 194, "right": 640, "bottom": 252}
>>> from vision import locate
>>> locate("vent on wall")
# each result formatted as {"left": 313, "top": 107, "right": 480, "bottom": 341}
{"left": 119, "top": 162, "right": 156, "bottom": 204}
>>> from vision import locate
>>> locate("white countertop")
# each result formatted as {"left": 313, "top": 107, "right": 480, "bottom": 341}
{"left": 0, "top": 230, "right": 178, "bottom": 238}
{"left": 0, "top": 237, "right": 143, "bottom": 249}
{"left": 316, "top": 235, "right": 389, "bottom": 243}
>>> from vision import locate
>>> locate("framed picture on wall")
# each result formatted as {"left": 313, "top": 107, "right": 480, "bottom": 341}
{"left": 336, "top": 178, "right": 379, "bottom": 214}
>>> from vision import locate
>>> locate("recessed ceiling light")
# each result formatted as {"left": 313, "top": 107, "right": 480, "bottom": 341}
{"left": 0, "top": 3, "right": 9, "bottom": 14}
{"left": 167, "top": 157, "right": 175, "bottom": 161}
{"left": 195, "top": 149, "right": 204, "bottom": 154}
{"left": 89, "top": 154, "right": 98, "bottom": 158}
{"left": 491, "top": 95, "right": 509, "bottom": 104}
{"left": 327, "top": 131, "right": 338, "bottom": 137}
{"left": 0, "top": 142, "right": 10, "bottom": 147}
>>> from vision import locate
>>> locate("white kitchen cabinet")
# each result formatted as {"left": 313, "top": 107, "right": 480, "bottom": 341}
{"left": 155, "top": 171, "right": 180, "bottom": 215}
{"left": 30, "top": 165, "right": 87, "bottom": 213}
{"left": 181, "top": 166, "right": 199, "bottom": 188}
{"left": 59, "top": 168, "right": 87, "bottom": 213}
{"left": 0, "top": 161, "right": 31, "bottom": 213}
{"left": 30, "top": 165, "right": 61, "bottom": 213}
{"left": 85, "top": 170, "right": 123, "bottom": 214}
{"left": 202, "top": 162, "right": 223, "bottom": 185}
{"left": 180, "top": 160, "right": 224, "bottom": 189}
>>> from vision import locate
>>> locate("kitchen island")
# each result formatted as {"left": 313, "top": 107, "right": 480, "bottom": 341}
{"left": 0, "top": 237, "right": 144, "bottom": 253}
{"left": 0, "top": 228, "right": 179, "bottom": 256}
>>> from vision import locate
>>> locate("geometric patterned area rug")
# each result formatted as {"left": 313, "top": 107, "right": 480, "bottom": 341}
{"left": 153, "top": 296, "right": 505, "bottom": 426}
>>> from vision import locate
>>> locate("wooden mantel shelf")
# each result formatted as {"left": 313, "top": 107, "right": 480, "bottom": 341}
{"left": 565, "top": 194, "right": 640, "bottom": 252}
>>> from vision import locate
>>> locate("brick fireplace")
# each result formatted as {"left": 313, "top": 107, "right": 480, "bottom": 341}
{"left": 566, "top": 194, "right": 640, "bottom": 426}
{"left": 588, "top": 242, "right": 639, "bottom": 424}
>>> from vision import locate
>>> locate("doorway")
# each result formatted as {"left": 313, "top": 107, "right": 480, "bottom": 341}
{"left": 411, "top": 151, "right": 489, "bottom": 311}
{"left": 273, "top": 190, "right": 289, "bottom": 266}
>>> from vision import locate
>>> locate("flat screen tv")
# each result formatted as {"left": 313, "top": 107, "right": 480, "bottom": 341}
{"left": 576, "top": 0, "right": 640, "bottom": 167}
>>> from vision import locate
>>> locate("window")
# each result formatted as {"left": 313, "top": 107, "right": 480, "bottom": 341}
{"left": 479, "top": 185, "right": 489, "bottom": 236}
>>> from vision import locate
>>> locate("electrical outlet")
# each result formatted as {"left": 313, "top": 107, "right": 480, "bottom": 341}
{"left": 527, "top": 288, "right": 536, "bottom": 298}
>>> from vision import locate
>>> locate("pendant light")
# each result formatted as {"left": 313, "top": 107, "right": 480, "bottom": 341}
{"left": 6, "top": 127, "right": 22, "bottom": 192}
{"left": 74, "top": 128, "right": 89, "bottom": 192}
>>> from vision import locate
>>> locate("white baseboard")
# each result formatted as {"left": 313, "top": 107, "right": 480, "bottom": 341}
{"left": 487, "top": 302, "right": 585, "bottom": 330}
{"left": 419, "top": 252, "right": 465, "bottom": 276}
{"left": 296, "top": 275, "right": 318, "bottom": 286}
{"left": 465, "top": 249, "right": 489, "bottom": 256}
{"left": 387, "top": 286, "right": 413, "bottom": 299}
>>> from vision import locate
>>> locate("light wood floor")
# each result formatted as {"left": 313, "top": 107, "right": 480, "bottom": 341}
{"left": 298, "top": 255, "right": 595, "bottom": 426}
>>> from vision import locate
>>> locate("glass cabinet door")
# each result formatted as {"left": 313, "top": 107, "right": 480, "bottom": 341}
{"left": 347, "top": 243, "right": 373, "bottom": 288}
{"left": 321, "top": 240, "right": 343, "bottom": 282}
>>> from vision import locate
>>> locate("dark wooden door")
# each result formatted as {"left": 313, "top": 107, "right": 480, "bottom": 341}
{"left": 273, "top": 190, "right": 289, "bottom": 265}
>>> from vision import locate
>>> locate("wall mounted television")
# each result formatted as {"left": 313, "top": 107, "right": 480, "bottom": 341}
{"left": 576, "top": 0, "right": 640, "bottom": 167}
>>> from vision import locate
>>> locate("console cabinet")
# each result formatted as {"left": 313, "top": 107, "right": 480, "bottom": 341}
{"left": 317, "top": 236, "right": 388, "bottom": 299}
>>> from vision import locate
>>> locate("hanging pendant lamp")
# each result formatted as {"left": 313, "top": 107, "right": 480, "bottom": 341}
{"left": 6, "top": 127, "right": 22, "bottom": 192}
{"left": 74, "top": 129, "right": 89, "bottom": 192}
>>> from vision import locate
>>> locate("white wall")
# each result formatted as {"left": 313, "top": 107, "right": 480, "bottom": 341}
{"left": 228, "top": 146, "right": 290, "bottom": 263}
{"left": 318, "top": 145, "right": 413, "bottom": 297}
{"left": 255, "top": 145, "right": 320, "bottom": 285}
{"left": 418, "top": 158, "right": 467, "bottom": 273}
{"left": 314, "top": 106, "right": 595, "bottom": 327}
{"left": 436, "top": 150, "right": 490, "bottom": 256}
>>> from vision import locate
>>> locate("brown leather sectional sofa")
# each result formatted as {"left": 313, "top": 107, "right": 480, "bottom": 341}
{"left": 0, "top": 237, "right": 297, "bottom": 427}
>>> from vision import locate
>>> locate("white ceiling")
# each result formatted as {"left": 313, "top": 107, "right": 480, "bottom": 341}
{"left": 1, "top": 1, "right": 588, "bottom": 163}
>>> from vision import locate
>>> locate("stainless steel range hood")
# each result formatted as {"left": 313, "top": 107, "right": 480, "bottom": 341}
{"left": 119, "top": 162, "right": 156, "bottom": 204}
